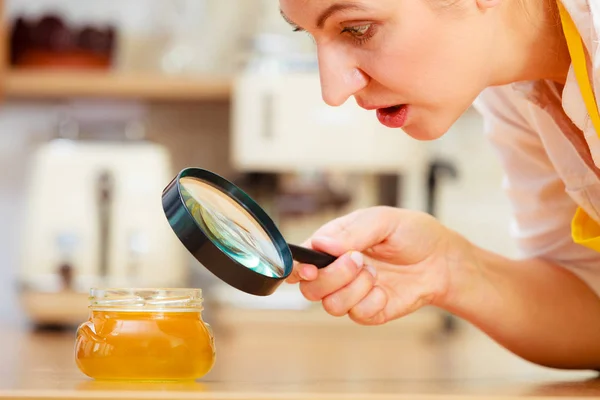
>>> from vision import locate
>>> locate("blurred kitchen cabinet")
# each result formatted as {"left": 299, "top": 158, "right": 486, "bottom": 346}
{"left": 231, "top": 71, "right": 432, "bottom": 211}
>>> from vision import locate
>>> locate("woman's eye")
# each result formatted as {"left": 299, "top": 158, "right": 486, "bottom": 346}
{"left": 342, "top": 24, "right": 371, "bottom": 37}
{"left": 340, "top": 24, "right": 376, "bottom": 44}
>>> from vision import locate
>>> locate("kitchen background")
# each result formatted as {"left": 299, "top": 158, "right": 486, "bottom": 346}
{"left": 0, "top": 0, "right": 520, "bottom": 332}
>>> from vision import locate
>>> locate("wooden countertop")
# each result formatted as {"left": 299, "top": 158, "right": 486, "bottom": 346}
{"left": 0, "top": 306, "right": 599, "bottom": 399}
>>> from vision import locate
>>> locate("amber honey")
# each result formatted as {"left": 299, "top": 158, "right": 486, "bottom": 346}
{"left": 74, "top": 289, "right": 215, "bottom": 381}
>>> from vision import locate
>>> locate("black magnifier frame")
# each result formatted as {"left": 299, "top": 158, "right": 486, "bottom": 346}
{"left": 161, "top": 168, "right": 337, "bottom": 296}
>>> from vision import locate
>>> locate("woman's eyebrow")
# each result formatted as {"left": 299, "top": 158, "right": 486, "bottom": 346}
{"left": 280, "top": 2, "right": 369, "bottom": 32}
{"left": 315, "top": 3, "right": 368, "bottom": 28}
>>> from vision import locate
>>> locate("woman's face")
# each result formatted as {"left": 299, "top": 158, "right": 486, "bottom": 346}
{"left": 279, "top": 0, "right": 501, "bottom": 140}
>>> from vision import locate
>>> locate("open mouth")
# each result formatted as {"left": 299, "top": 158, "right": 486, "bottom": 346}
{"left": 376, "top": 104, "right": 408, "bottom": 128}
{"left": 379, "top": 105, "right": 403, "bottom": 114}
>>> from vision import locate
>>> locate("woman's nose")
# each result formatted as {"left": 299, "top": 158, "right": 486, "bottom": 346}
{"left": 317, "top": 46, "right": 369, "bottom": 107}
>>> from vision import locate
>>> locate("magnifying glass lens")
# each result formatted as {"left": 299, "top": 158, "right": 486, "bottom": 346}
{"left": 178, "top": 176, "right": 285, "bottom": 278}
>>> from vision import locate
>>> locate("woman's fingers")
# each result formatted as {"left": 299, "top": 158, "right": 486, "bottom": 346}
{"left": 348, "top": 285, "right": 388, "bottom": 325}
{"left": 322, "top": 265, "right": 377, "bottom": 316}
{"left": 286, "top": 208, "right": 393, "bottom": 286}
{"left": 299, "top": 251, "right": 365, "bottom": 301}
{"left": 286, "top": 262, "right": 318, "bottom": 284}
{"left": 285, "top": 238, "right": 336, "bottom": 284}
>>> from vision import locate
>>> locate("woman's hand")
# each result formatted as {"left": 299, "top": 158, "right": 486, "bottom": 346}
{"left": 287, "top": 206, "right": 472, "bottom": 325}
{"left": 289, "top": 206, "right": 600, "bottom": 370}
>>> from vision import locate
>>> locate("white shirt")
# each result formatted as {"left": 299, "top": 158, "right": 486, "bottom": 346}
{"left": 472, "top": 0, "right": 600, "bottom": 294}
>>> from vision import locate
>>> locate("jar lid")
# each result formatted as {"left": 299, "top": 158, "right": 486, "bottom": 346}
{"left": 89, "top": 288, "right": 203, "bottom": 312}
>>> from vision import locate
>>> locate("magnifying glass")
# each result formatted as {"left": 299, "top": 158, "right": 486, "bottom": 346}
{"left": 161, "top": 168, "right": 337, "bottom": 296}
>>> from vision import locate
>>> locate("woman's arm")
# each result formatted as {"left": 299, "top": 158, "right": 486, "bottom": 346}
{"left": 441, "top": 240, "right": 600, "bottom": 370}
{"left": 462, "top": 86, "right": 600, "bottom": 369}
{"left": 290, "top": 205, "right": 600, "bottom": 371}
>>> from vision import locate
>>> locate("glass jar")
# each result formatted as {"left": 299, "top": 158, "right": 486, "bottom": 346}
{"left": 74, "top": 288, "right": 215, "bottom": 381}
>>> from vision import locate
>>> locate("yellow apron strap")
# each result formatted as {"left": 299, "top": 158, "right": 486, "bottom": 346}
{"left": 557, "top": 2, "right": 600, "bottom": 252}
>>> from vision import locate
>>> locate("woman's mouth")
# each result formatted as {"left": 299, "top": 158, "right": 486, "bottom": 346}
{"left": 376, "top": 104, "right": 409, "bottom": 128}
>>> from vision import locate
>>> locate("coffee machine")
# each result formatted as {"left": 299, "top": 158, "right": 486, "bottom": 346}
{"left": 17, "top": 108, "right": 188, "bottom": 327}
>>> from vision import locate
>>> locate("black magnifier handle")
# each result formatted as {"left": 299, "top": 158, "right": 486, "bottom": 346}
{"left": 288, "top": 243, "right": 337, "bottom": 269}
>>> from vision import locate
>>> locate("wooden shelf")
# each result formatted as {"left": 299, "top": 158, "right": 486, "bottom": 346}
{"left": 4, "top": 69, "right": 232, "bottom": 101}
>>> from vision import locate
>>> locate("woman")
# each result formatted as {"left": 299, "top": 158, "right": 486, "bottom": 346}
{"left": 279, "top": 0, "right": 600, "bottom": 370}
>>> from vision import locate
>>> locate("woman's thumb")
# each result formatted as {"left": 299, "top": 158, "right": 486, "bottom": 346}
{"left": 309, "top": 236, "right": 349, "bottom": 257}
{"left": 309, "top": 207, "right": 397, "bottom": 255}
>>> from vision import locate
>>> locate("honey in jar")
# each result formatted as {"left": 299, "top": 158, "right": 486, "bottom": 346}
{"left": 74, "top": 288, "right": 215, "bottom": 381}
